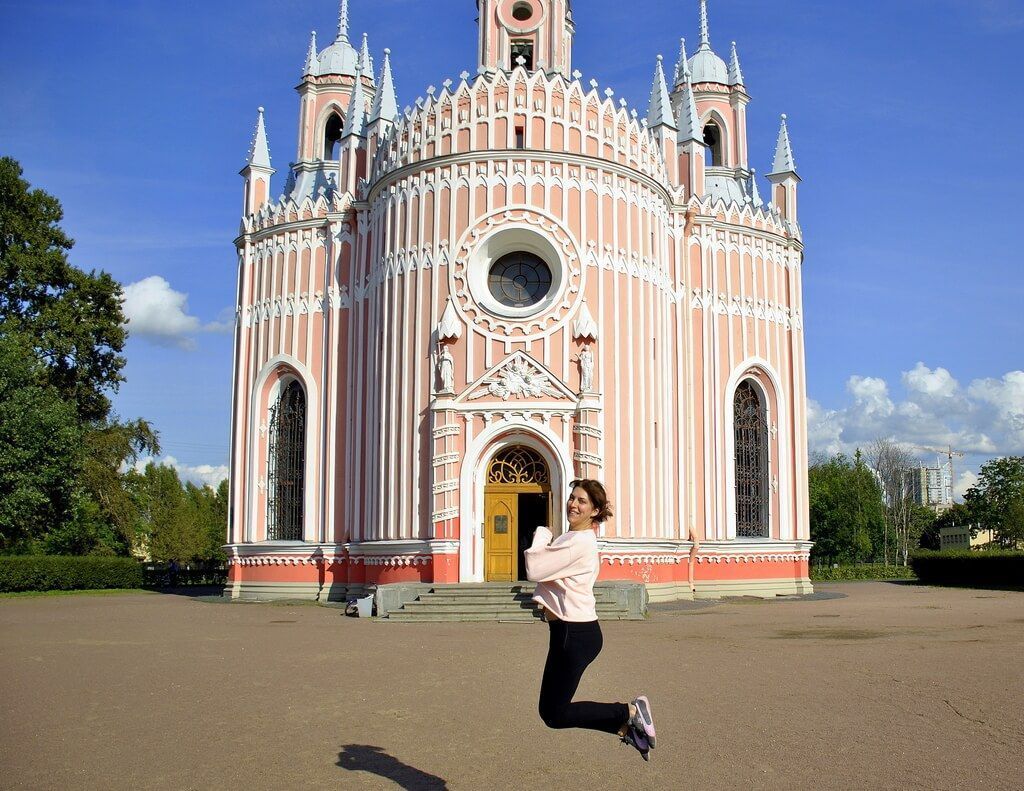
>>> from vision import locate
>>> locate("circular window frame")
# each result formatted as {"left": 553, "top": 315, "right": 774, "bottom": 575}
{"left": 498, "top": 0, "right": 545, "bottom": 33}
{"left": 511, "top": 2, "right": 534, "bottom": 22}
{"left": 468, "top": 227, "right": 565, "bottom": 320}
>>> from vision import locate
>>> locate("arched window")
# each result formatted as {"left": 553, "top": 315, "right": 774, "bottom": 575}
{"left": 323, "top": 113, "right": 344, "bottom": 160}
{"left": 734, "top": 380, "right": 768, "bottom": 538}
{"left": 267, "top": 380, "right": 305, "bottom": 541}
{"left": 703, "top": 122, "right": 723, "bottom": 167}
{"left": 488, "top": 446, "right": 549, "bottom": 485}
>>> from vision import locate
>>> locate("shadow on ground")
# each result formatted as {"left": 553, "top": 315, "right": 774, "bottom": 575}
{"left": 336, "top": 744, "right": 448, "bottom": 789}
{"left": 144, "top": 586, "right": 226, "bottom": 600}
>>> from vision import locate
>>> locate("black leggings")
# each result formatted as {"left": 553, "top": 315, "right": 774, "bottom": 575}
{"left": 538, "top": 619, "right": 629, "bottom": 734}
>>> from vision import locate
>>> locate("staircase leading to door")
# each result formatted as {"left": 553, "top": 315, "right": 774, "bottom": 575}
{"left": 381, "top": 582, "right": 645, "bottom": 622}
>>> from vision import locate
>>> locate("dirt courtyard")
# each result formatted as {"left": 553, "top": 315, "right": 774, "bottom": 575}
{"left": 1, "top": 582, "right": 1021, "bottom": 791}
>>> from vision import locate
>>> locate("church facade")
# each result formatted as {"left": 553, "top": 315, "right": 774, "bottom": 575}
{"left": 226, "top": 0, "right": 813, "bottom": 601}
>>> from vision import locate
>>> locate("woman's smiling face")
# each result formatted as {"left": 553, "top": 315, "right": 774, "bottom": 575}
{"left": 566, "top": 486, "right": 599, "bottom": 529}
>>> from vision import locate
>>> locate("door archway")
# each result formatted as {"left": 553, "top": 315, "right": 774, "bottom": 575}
{"left": 484, "top": 446, "right": 552, "bottom": 582}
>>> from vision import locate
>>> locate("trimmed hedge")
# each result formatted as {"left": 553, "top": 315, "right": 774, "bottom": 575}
{"left": 910, "top": 550, "right": 1024, "bottom": 589}
{"left": 0, "top": 556, "right": 144, "bottom": 593}
{"left": 811, "top": 563, "right": 916, "bottom": 581}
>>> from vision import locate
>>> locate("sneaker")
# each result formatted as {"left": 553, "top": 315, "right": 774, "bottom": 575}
{"left": 630, "top": 695, "right": 657, "bottom": 749}
{"left": 620, "top": 726, "right": 651, "bottom": 762}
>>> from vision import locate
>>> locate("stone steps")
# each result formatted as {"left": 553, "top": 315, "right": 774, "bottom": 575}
{"left": 382, "top": 583, "right": 642, "bottom": 622}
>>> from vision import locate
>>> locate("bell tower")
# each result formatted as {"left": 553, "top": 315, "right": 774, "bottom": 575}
{"left": 477, "top": 0, "right": 574, "bottom": 76}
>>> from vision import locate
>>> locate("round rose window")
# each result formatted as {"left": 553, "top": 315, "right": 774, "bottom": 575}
{"left": 487, "top": 252, "right": 552, "bottom": 309}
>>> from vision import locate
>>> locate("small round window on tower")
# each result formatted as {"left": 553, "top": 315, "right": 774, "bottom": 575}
{"left": 488, "top": 252, "right": 552, "bottom": 309}
{"left": 512, "top": 2, "right": 534, "bottom": 22}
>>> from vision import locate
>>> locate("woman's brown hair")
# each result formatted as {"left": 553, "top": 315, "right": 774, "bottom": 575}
{"left": 569, "top": 479, "right": 613, "bottom": 523}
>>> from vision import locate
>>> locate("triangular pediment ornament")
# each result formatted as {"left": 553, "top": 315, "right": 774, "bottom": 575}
{"left": 455, "top": 352, "right": 576, "bottom": 404}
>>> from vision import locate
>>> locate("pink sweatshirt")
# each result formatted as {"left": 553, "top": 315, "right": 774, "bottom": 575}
{"left": 524, "top": 526, "right": 599, "bottom": 622}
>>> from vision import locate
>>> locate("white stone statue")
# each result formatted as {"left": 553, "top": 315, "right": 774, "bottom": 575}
{"left": 578, "top": 344, "right": 595, "bottom": 393}
{"left": 437, "top": 344, "right": 455, "bottom": 394}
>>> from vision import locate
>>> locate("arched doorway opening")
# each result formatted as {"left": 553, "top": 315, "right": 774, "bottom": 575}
{"left": 484, "top": 446, "right": 552, "bottom": 582}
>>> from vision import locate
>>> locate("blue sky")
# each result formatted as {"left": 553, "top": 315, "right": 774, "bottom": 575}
{"left": 2, "top": 0, "right": 1022, "bottom": 493}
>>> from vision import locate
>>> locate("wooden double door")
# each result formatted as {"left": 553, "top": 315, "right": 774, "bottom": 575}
{"left": 484, "top": 486, "right": 552, "bottom": 582}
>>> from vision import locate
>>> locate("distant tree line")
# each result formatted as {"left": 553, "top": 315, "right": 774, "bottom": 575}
{"left": 810, "top": 442, "right": 1024, "bottom": 566}
{"left": 0, "top": 156, "right": 227, "bottom": 562}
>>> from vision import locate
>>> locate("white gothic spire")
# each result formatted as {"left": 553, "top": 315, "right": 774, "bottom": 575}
{"left": 676, "top": 72, "right": 702, "bottom": 144}
{"left": 369, "top": 48, "right": 399, "bottom": 125}
{"left": 728, "top": 41, "right": 744, "bottom": 86}
{"left": 337, "top": 0, "right": 350, "bottom": 43}
{"left": 247, "top": 106, "right": 272, "bottom": 168}
{"left": 770, "top": 114, "right": 798, "bottom": 175}
{"left": 303, "top": 30, "right": 318, "bottom": 77}
{"left": 674, "top": 38, "right": 689, "bottom": 85}
{"left": 342, "top": 65, "right": 368, "bottom": 139}
{"left": 699, "top": 0, "right": 711, "bottom": 49}
{"left": 646, "top": 55, "right": 675, "bottom": 129}
{"left": 360, "top": 32, "right": 374, "bottom": 76}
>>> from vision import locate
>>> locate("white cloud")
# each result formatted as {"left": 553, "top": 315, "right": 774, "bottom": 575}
{"left": 808, "top": 363, "right": 1024, "bottom": 482}
{"left": 954, "top": 470, "right": 979, "bottom": 500}
{"left": 129, "top": 455, "right": 229, "bottom": 489}
{"left": 121, "top": 276, "right": 233, "bottom": 349}
{"left": 168, "top": 457, "right": 229, "bottom": 489}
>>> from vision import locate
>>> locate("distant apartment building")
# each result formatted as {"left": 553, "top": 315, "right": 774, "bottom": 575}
{"left": 906, "top": 461, "right": 953, "bottom": 511}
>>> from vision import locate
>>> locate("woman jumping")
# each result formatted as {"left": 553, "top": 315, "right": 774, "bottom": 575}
{"left": 524, "top": 479, "right": 657, "bottom": 761}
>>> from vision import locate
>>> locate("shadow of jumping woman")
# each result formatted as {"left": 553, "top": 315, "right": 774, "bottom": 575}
{"left": 336, "top": 744, "right": 448, "bottom": 790}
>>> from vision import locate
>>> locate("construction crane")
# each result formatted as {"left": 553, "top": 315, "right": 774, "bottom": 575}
{"left": 913, "top": 445, "right": 966, "bottom": 507}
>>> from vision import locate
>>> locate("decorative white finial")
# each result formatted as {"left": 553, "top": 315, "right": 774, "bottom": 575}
{"left": 769, "top": 114, "right": 798, "bottom": 176}
{"left": 247, "top": 107, "right": 272, "bottom": 169}
{"left": 360, "top": 32, "right": 373, "bottom": 75}
{"left": 699, "top": 0, "right": 710, "bottom": 48}
{"left": 647, "top": 55, "right": 675, "bottom": 129}
{"left": 728, "top": 40, "right": 744, "bottom": 86}
{"left": 303, "top": 31, "right": 319, "bottom": 77}
{"left": 369, "top": 45, "right": 398, "bottom": 125}
{"left": 675, "top": 38, "right": 690, "bottom": 84}
{"left": 337, "top": 0, "right": 350, "bottom": 43}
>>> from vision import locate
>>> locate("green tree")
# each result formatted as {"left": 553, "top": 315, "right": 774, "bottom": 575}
{"left": 79, "top": 418, "right": 160, "bottom": 553}
{"left": 0, "top": 334, "right": 81, "bottom": 551}
{"left": 809, "top": 452, "right": 886, "bottom": 565}
{"left": 0, "top": 157, "right": 127, "bottom": 423}
{"left": 920, "top": 502, "right": 965, "bottom": 550}
{"left": 965, "top": 457, "right": 1024, "bottom": 548}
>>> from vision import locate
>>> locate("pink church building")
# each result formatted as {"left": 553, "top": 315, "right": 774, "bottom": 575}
{"left": 226, "top": 0, "right": 813, "bottom": 603}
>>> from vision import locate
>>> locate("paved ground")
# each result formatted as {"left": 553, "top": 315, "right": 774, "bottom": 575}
{"left": 1, "top": 582, "right": 1022, "bottom": 791}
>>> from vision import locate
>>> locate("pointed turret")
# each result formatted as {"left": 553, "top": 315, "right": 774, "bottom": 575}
{"left": 674, "top": 38, "right": 689, "bottom": 86}
{"left": 360, "top": 32, "right": 373, "bottom": 77}
{"left": 770, "top": 114, "right": 798, "bottom": 176}
{"left": 241, "top": 107, "right": 275, "bottom": 215}
{"left": 767, "top": 114, "right": 801, "bottom": 221}
{"left": 247, "top": 106, "right": 272, "bottom": 169}
{"left": 675, "top": 64, "right": 706, "bottom": 199}
{"left": 369, "top": 48, "right": 398, "bottom": 126}
{"left": 699, "top": 0, "right": 710, "bottom": 47}
{"left": 728, "top": 41, "right": 744, "bottom": 86}
{"left": 647, "top": 55, "right": 675, "bottom": 130}
{"left": 746, "top": 168, "right": 763, "bottom": 208}
{"left": 342, "top": 65, "right": 368, "bottom": 141}
{"left": 676, "top": 66, "right": 702, "bottom": 144}
{"left": 304, "top": 31, "right": 318, "bottom": 77}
